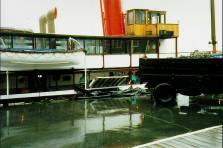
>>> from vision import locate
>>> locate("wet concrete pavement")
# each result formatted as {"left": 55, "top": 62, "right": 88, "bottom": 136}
{"left": 0, "top": 95, "right": 222, "bottom": 148}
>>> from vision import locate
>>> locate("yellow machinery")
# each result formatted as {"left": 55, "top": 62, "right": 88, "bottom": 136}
{"left": 126, "top": 9, "right": 179, "bottom": 37}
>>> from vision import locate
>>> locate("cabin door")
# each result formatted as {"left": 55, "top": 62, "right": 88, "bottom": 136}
{"left": 28, "top": 74, "right": 47, "bottom": 92}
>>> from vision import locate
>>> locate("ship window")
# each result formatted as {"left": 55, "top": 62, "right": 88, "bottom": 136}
{"left": 133, "top": 40, "right": 139, "bottom": 47}
{"left": 145, "top": 39, "right": 157, "bottom": 53}
{"left": 68, "top": 38, "right": 84, "bottom": 51}
{"left": 76, "top": 39, "right": 84, "bottom": 49}
{"left": 111, "top": 40, "right": 126, "bottom": 54}
{"left": 102, "top": 40, "right": 111, "bottom": 54}
{"left": 85, "top": 40, "right": 96, "bottom": 54}
{"left": 160, "top": 14, "right": 165, "bottom": 23}
{"left": 135, "top": 10, "right": 146, "bottom": 24}
{"left": 132, "top": 39, "right": 147, "bottom": 54}
{"left": 49, "top": 38, "right": 56, "bottom": 49}
{"left": 0, "top": 36, "right": 11, "bottom": 49}
{"left": 147, "top": 13, "right": 151, "bottom": 24}
{"left": 85, "top": 39, "right": 102, "bottom": 55}
{"left": 63, "top": 75, "right": 71, "bottom": 81}
{"left": 35, "top": 37, "right": 49, "bottom": 49}
{"left": 53, "top": 75, "right": 60, "bottom": 81}
{"left": 13, "top": 36, "right": 33, "bottom": 49}
{"left": 151, "top": 13, "right": 159, "bottom": 24}
{"left": 125, "top": 40, "right": 131, "bottom": 54}
{"left": 127, "top": 10, "right": 134, "bottom": 24}
{"left": 96, "top": 40, "right": 103, "bottom": 54}
{"left": 112, "top": 40, "right": 122, "bottom": 48}
{"left": 0, "top": 76, "right": 5, "bottom": 93}
{"left": 55, "top": 38, "right": 67, "bottom": 50}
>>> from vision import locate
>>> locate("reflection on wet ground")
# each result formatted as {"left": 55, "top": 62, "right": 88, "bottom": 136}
{"left": 0, "top": 95, "right": 222, "bottom": 148}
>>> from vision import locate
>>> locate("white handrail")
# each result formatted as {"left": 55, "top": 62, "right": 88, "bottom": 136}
{"left": 68, "top": 37, "right": 87, "bottom": 89}
{"left": 68, "top": 37, "right": 84, "bottom": 50}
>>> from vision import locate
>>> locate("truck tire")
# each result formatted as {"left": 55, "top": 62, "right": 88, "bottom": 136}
{"left": 153, "top": 83, "right": 176, "bottom": 106}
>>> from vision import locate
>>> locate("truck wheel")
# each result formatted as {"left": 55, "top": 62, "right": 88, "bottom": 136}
{"left": 153, "top": 83, "right": 176, "bottom": 106}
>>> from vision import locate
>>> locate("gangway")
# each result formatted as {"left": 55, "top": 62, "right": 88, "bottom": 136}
{"left": 75, "top": 76, "right": 148, "bottom": 99}
{"left": 89, "top": 76, "right": 128, "bottom": 90}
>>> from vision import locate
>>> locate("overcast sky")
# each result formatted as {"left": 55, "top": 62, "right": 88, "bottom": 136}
{"left": 1, "top": 0, "right": 222, "bottom": 52}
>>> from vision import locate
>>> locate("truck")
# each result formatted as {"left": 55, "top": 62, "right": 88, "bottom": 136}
{"left": 139, "top": 57, "right": 223, "bottom": 105}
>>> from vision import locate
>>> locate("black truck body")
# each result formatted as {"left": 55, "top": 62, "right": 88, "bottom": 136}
{"left": 139, "top": 58, "right": 223, "bottom": 105}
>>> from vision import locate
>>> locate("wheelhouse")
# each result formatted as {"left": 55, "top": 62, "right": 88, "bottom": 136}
{"left": 126, "top": 9, "right": 179, "bottom": 37}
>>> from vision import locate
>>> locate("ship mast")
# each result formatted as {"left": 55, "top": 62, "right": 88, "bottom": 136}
{"left": 210, "top": 0, "right": 217, "bottom": 53}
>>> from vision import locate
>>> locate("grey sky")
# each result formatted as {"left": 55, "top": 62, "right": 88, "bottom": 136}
{"left": 1, "top": 0, "right": 222, "bottom": 52}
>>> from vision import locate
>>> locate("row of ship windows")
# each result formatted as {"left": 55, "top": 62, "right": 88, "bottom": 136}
{"left": 0, "top": 36, "right": 157, "bottom": 54}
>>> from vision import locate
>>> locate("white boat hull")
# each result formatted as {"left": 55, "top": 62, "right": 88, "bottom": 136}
{"left": 0, "top": 50, "right": 85, "bottom": 71}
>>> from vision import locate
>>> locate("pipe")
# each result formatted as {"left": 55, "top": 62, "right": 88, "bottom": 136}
{"left": 39, "top": 15, "right": 47, "bottom": 33}
{"left": 47, "top": 8, "right": 57, "bottom": 33}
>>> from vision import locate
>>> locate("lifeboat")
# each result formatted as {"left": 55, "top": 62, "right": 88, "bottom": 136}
{"left": 0, "top": 37, "right": 85, "bottom": 71}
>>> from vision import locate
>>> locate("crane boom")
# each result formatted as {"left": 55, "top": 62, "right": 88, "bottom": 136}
{"left": 100, "top": 0, "right": 125, "bottom": 36}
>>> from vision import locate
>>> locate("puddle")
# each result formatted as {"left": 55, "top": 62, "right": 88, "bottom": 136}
{"left": 0, "top": 95, "right": 222, "bottom": 148}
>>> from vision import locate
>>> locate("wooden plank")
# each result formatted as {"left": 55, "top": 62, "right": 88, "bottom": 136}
{"left": 200, "top": 129, "right": 222, "bottom": 135}
{"left": 196, "top": 132, "right": 222, "bottom": 142}
{"left": 208, "top": 128, "right": 222, "bottom": 134}
{"left": 155, "top": 143, "right": 173, "bottom": 148}
{"left": 205, "top": 129, "right": 222, "bottom": 134}
{"left": 133, "top": 125, "right": 222, "bottom": 148}
{"left": 180, "top": 136, "right": 214, "bottom": 148}
{"left": 147, "top": 145, "right": 163, "bottom": 148}
{"left": 188, "top": 134, "right": 218, "bottom": 145}
{"left": 199, "top": 134, "right": 222, "bottom": 142}
{"left": 161, "top": 141, "right": 181, "bottom": 148}
{"left": 175, "top": 137, "right": 208, "bottom": 148}
{"left": 165, "top": 140, "right": 195, "bottom": 148}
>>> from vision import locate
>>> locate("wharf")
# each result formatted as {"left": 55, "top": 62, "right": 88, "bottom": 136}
{"left": 0, "top": 90, "right": 76, "bottom": 100}
{"left": 134, "top": 125, "right": 222, "bottom": 148}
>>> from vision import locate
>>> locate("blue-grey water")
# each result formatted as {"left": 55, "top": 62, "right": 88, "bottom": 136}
{"left": 0, "top": 95, "right": 222, "bottom": 148}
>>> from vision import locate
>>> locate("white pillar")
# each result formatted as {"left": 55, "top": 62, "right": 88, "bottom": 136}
{"left": 84, "top": 53, "right": 87, "bottom": 90}
{"left": 6, "top": 110, "right": 10, "bottom": 128}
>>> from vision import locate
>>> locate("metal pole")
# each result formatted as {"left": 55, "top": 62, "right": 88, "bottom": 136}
{"left": 130, "top": 40, "right": 133, "bottom": 67}
{"left": 175, "top": 38, "right": 178, "bottom": 58}
{"left": 157, "top": 39, "right": 160, "bottom": 59}
{"left": 210, "top": 0, "right": 217, "bottom": 53}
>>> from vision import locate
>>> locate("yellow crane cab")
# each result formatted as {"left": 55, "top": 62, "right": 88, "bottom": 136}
{"left": 126, "top": 9, "right": 179, "bottom": 38}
